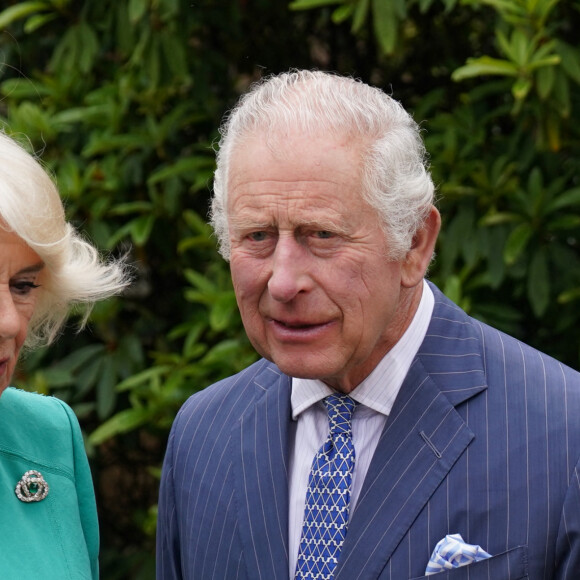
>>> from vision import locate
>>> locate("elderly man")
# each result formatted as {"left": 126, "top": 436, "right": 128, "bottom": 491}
{"left": 157, "top": 70, "right": 580, "bottom": 579}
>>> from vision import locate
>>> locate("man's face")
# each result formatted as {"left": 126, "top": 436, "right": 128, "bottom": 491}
{"left": 227, "top": 132, "right": 424, "bottom": 393}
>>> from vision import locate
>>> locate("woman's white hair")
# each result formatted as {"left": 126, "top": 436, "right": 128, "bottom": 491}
{"left": 0, "top": 131, "right": 130, "bottom": 348}
{"left": 211, "top": 69, "right": 435, "bottom": 261}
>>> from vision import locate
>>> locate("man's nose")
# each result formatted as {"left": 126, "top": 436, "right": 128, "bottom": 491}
{"left": 0, "top": 291, "right": 21, "bottom": 339}
{"left": 267, "top": 236, "right": 312, "bottom": 302}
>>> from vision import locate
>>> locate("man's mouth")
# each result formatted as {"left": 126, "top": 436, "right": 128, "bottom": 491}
{"left": 276, "top": 320, "right": 318, "bottom": 329}
{"left": 268, "top": 318, "right": 333, "bottom": 338}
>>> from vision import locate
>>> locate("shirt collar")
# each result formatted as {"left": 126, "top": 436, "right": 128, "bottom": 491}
{"left": 291, "top": 280, "right": 434, "bottom": 420}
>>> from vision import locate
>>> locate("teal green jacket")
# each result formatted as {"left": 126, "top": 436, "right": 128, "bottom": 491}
{"left": 0, "top": 387, "right": 99, "bottom": 579}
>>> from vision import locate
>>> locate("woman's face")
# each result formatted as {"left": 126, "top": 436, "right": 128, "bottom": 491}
{"left": 0, "top": 228, "right": 44, "bottom": 396}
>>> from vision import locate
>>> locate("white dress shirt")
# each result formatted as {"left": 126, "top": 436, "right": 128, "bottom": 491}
{"left": 288, "top": 280, "right": 434, "bottom": 576}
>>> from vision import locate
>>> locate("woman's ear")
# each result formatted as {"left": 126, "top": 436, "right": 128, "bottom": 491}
{"left": 401, "top": 205, "right": 441, "bottom": 288}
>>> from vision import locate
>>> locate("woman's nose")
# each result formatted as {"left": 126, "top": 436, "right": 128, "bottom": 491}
{"left": 0, "top": 291, "right": 21, "bottom": 339}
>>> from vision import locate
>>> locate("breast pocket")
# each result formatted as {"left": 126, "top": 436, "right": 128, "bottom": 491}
{"left": 410, "top": 545, "right": 528, "bottom": 579}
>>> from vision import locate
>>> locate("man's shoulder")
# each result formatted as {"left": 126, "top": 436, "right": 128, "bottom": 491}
{"left": 172, "top": 358, "right": 288, "bottom": 431}
{"left": 427, "top": 282, "right": 580, "bottom": 388}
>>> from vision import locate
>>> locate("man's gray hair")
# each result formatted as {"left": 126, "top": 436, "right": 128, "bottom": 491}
{"left": 211, "top": 69, "right": 435, "bottom": 261}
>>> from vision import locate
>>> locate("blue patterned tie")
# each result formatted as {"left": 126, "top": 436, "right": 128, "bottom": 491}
{"left": 294, "top": 393, "right": 357, "bottom": 580}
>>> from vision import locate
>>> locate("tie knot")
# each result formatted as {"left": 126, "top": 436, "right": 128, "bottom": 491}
{"left": 324, "top": 394, "right": 356, "bottom": 435}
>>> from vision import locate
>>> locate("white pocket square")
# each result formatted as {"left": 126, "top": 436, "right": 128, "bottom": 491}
{"left": 425, "top": 533, "right": 491, "bottom": 575}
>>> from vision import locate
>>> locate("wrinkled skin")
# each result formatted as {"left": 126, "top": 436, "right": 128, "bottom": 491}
{"left": 227, "top": 133, "right": 440, "bottom": 393}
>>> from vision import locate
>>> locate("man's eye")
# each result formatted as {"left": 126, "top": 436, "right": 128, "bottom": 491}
{"left": 315, "top": 231, "right": 334, "bottom": 239}
{"left": 249, "top": 231, "right": 268, "bottom": 242}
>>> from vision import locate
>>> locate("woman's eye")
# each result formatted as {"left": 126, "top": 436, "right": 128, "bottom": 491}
{"left": 11, "top": 281, "right": 41, "bottom": 296}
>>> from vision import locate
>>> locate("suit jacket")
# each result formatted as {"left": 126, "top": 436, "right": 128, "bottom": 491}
{"left": 157, "top": 284, "right": 580, "bottom": 579}
{"left": 0, "top": 388, "right": 99, "bottom": 580}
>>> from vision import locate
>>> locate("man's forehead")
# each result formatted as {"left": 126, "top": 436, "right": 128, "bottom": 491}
{"left": 228, "top": 198, "right": 350, "bottom": 228}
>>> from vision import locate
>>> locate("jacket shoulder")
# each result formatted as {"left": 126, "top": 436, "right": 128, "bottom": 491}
{"left": 170, "top": 358, "right": 288, "bottom": 440}
{"left": 0, "top": 388, "right": 79, "bottom": 467}
{"left": 426, "top": 283, "right": 580, "bottom": 403}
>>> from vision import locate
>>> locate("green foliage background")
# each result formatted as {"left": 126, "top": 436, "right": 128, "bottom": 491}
{"left": 1, "top": 0, "right": 579, "bottom": 577}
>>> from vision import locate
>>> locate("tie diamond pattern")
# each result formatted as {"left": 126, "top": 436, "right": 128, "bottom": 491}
{"left": 295, "top": 394, "right": 357, "bottom": 580}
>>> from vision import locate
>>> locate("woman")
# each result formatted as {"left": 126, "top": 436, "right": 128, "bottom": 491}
{"left": 0, "top": 131, "right": 130, "bottom": 578}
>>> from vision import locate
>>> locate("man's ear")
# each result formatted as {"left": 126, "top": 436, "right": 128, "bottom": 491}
{"left": 401, "top": 205, "right": 441, "bottom": 288}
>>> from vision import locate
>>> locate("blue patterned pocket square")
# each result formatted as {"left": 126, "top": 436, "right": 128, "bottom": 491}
{"left": 425, "top": 533, "right": 491, "bottom": 575}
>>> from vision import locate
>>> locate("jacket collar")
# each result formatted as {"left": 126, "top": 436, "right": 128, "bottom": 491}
{"left": 335, "top": 284, "right": 487, "bottom": 579}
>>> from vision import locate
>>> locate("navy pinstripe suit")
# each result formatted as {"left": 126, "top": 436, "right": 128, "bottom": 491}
{"left": 157, "top": 284, "right": 580, "bottom": 579}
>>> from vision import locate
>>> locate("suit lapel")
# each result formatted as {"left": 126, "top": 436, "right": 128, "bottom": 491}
{"left": 231, "top": 363, "right": 292, "bottom": 580}
{"left": 336, "top": 286, "right": 488, "bottom": 579}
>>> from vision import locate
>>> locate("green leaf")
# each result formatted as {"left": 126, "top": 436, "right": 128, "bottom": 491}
{"left": 496, "top": 28, "right": 511, "bottom": 61}
{"left": 11, "top": 102, "right": 55, "bottom": 137}
{"left": 372, "top": 0, "right": 399, "bottom": 55}
{"left": 77, "top": 357, "right": 104, "bottom": 393}
{"left": 443, "top": 275, "right": 462, "bottom": 305}
{"left": 479, "top": 212, "right": 522, "bottom": 226}
{"left": 40, "top": 368, "right": 74, "bottom": 387}
{"left": 527, "top": 167, "right": 544, "bottom": 216}
{"left": 486, "top": 227, "right": 507, "bottom": 288}
{"left": 536, "top": 64, "right": 555, "bottom": 100}
{"left": 97, "top": 357, "right": 117, "bottom": 419}
{"left": 116, "top": 366, "right": 174, "bottom": 392}
{"left": 552, "top": 69, "right": 571, "bottom": 118}
{"left": 527, "top": 55, "right": 560, "bottom": 71}
{"left": 510, "top": 29, "right": 529, "bottom": 67}
{"left": 351, "top": 0, "right": 369, "bottom": 31}
{"left": 418, "top": 0, "right": 436, "bottom": 10}
{"left": 200, "top": 339, "right": 245, "bottom": 367}
{"left": 52, "top": 106, "right": 109, "bottom": 126}
{"left": 89, "top": 407, "right": 154, "bottom": 445}
{"left": 130, "top": 214, "right": 155, "bottom": 246}
{"left": 182, "top": 209, "right": 213, "bottom": 235}
{"left": 452, "top": 57, "right": 518, "bottom": 81}
{"left": 331, "top": 4, "right": 354, "bottom": 24}
{"left": 289, "top": 0, "right": 340, "bottom": 8}
{"left": 556, "top": 40, "right": 580, "bottom": 84}
{"left": 0, "top": 1, "right": 49, "bottom": 29}
{"left": 109, "top": 201, "right": 154, "bottom": 216}
{"left": 529, "top": 39, "right": 558, "bottom": 64}
{"left": 441, "top": 0, "right": 457, "bottom": 10}
{"left": 512, "top": 77, "right": 532, "bottom": 101}
{"left": 77, "top": 21, "right": 99, "bottom": 74}
{"left": 160, "top": 31, "right": 190, "bottom": 79}
{"left": 558, "top": 287, "right": 580, "bottom": 304}
{"left": 148, "top": 157, "right": 214, "bottom": 185}
{"left": 55, "top": 344, "right": 106, "bottom": 373}
{"left": 474, "top": 300, "right": 523, "bottom": 323}
{"left": 209, "top": 292, "right": 238, "bottom": 332}
{"left": 546, "top": 187, "right": 580, "bottom": 212}
{"left": 546, "top": 215, "right": 580, "bottom": 230}
{"left": 128, "top": 0, "right": 148, "bottom": 23}
{"left": 82, "top": 133, "right": 149, "bottom": 157}
{"left": 504, "top": 223, "right": 533, "bottom": 265}
{"left": 24, "top": 12, "right": 57, "bottom": 32}
{"left": 70, "top": 402, "right": 95, "bottom": 420}
{"left": 184, "top": 268, "right": 217, "bottom": 293}
{"left": 0, "top": 78, "right": 49, "bottom": 99}
{"left": 527, "top": 248, "right": 549, "bottom": 316}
